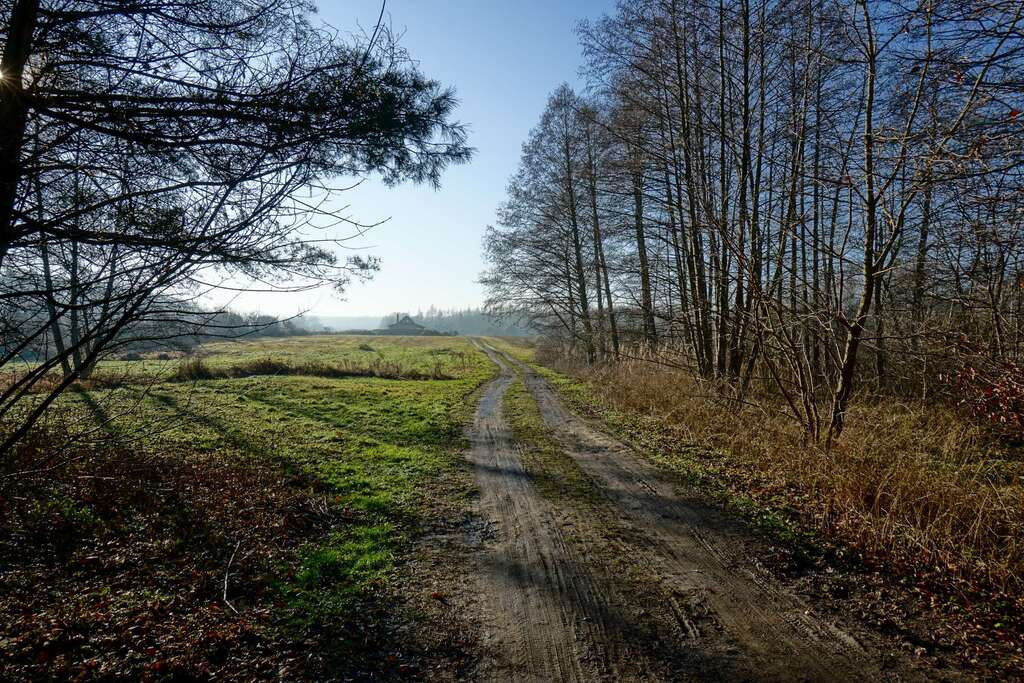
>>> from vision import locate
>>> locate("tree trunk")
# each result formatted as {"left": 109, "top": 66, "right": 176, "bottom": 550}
{"left": 828, "top": 2, "right": 878, "bottom": 443}
{"left": 0, "top": 0, "right": 39, "bottom": 268}
{"left": 565, "top": 137, "right": 595, "bottom": 364}
{"left": 633, "top": 169, "right": 656, "bottom": 347}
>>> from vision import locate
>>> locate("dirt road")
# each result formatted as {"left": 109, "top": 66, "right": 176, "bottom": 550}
{"left": 462, "top": 340, "right": 929, "bottom": 682}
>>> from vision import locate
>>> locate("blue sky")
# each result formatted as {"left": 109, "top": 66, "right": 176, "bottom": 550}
{"left": 222, "top": 0, "right": 615, "bottom": 318}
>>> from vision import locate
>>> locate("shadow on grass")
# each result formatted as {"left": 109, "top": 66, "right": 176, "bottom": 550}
{"left": 70, "top": 386, "right": 116, "bottom": 436}
{"left": 150, "top": 392, "right": 275, "bottom": 463}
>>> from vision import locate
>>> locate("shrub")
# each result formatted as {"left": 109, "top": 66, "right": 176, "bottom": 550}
{"left": 170, "top": 357, "right": 224, "bottom": 381}
{"left": 947, "top": 357, "right": 1024, "bottom": 441}
{"left": 166, "top": 356, "right": 452, "bottom": 383}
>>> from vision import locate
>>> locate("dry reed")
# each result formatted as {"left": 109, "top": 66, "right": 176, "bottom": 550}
{"left": 551, "top": 352, "right": 1024, "bottom": 594}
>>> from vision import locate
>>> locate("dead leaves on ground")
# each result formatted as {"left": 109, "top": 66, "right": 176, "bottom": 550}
{"left": 0, "top": 440, "right": 345, "bottom": 680}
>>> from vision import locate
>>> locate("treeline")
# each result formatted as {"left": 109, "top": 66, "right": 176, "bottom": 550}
{"left": 380, "top": 307, "right": 530, "bottom": 336}
{"left": 14, "top": 308, "right": 326, "bottom": 362}
{"left": 483, "top": 0, "right": 1024, "bottom": 442}
{"left": 121, "top": 311, "right": 330, "bottom": 355}
{"left": 0, "top": 0, "right": 470, "bottom": 454}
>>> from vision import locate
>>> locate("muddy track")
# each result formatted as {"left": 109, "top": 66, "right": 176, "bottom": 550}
{"left": 464, "top": 340, "right": 927, "bottom": 681}
{"left": 464, "top": 341, "right": 658, "bottom": 681}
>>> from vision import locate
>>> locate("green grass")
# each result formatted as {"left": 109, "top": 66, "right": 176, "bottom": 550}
{"left": 199, "top": 335, "right": 477, "bottom": 374}
{"left": 95, "top": 335, "right": 481, "bottom": 380}
{"left": 52, "top": 335, "right": 495, "bottom": 644}
{"left": 502, "top": 377, "right": 601, "bottom": 510}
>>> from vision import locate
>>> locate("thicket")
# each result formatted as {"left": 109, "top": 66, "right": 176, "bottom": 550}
{"left": 482, "top": 0, "right": 1024, "bottom": 612}
{"left": 483, "top": 0, "right": 1024, "bottom": 444}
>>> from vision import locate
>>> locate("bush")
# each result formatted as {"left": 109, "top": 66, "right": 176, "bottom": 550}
{"left": 170, "top": 357, "right": 224, "bottom": 381}
{"left": 167, "top": 356, "right": 452, "bottom": 383}
{"left": 947, "top": 358, "right": 1024, "bottom": 440}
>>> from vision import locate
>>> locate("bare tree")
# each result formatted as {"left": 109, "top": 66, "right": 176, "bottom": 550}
{"left": 484, "top": 0, "right": 1024, "bottom": 442}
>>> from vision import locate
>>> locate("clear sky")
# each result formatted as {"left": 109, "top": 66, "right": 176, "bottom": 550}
{"left": 217, "top": 0, "right": 615, "bottom": 318}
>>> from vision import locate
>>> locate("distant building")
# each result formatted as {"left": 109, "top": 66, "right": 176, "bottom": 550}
{"left": 387, "top": 314, "right": 426, "bottom": 334}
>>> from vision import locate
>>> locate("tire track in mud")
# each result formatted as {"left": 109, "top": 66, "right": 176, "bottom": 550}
{"left": 477, "top": 341, "right": 922, "bottom": 682}
{"left": 464, "top": 341, "right": 658, "bottom": 681}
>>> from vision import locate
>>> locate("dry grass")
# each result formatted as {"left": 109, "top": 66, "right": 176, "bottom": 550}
{"left": 0, "top": 369, "right": 128, "bottom": 396}
{"left": 545, "top": 352, "right": 1024, "bottom": 596}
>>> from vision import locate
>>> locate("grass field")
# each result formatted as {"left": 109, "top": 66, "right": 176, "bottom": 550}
{"left": 0, "top": 335, "right": 494, "bottom": 680}
{"left": 6, "top": 333, "right": 1022, "bottom": 678}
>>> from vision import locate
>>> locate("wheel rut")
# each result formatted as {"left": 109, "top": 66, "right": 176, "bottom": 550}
{"left": 464, "top": 340, "right": 931, "bottom": 682}
{"left": 465, "top": 341, "right": 657, "bottom": 681}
